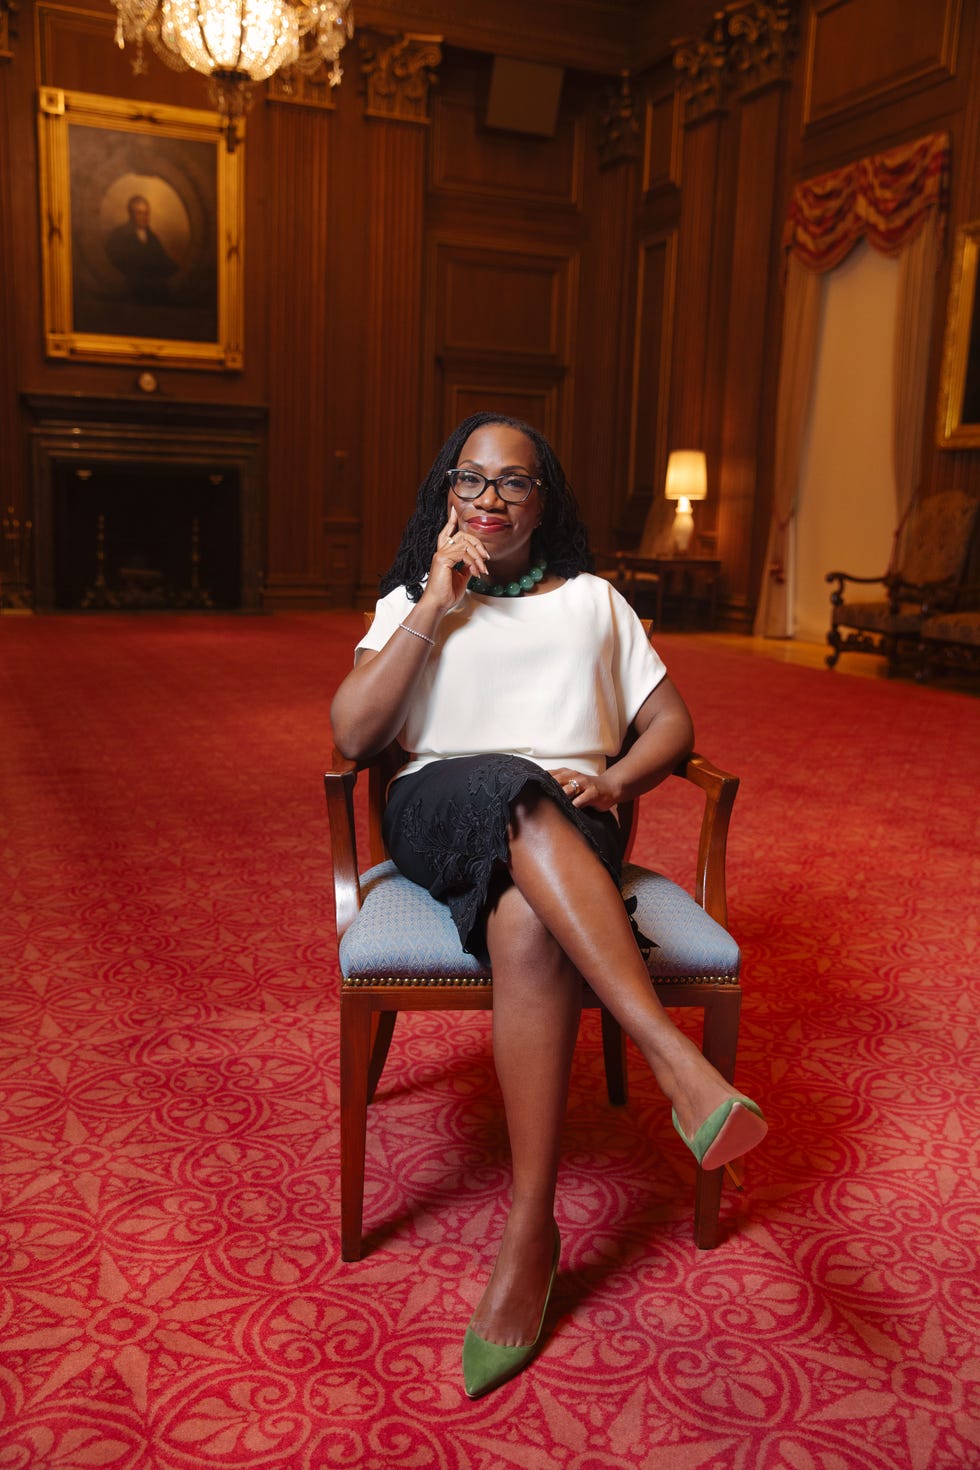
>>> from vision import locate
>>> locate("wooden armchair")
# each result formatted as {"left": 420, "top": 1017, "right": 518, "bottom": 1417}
{"left": 325, "top": 731, "right": 746, "bottom": 1263}
{"left": 826, "top": 489, "right": 979, "bottom": 675}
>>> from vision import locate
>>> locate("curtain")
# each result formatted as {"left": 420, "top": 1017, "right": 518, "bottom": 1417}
{"left": 781, "top": 131, "right": 948, "bottom": 271}
{"left": 891, "top": 215, "right": 941, "bottom": 549}
{"left": 755, "top": 131, "right": 950, "bottom": 637}
{"left": 753, "top": 258, "right": 823, "bottom": 637}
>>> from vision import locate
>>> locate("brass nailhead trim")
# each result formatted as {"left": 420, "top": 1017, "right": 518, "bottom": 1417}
{"left": 650, "top": 973, "right": 740, "bottom": 986}
{"left": 342, "top": 973, "right": 738, "bottom": 990}
{"left": 343, "top": 975, "right": 492, "bottom": 989}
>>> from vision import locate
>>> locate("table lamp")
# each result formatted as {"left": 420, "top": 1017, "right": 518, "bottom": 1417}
{"left": 664, "top": 450, "right": 707, "bottom": 554}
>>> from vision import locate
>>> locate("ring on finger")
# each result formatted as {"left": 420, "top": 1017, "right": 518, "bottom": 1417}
{"left": 568, "top": 780, "right": 581, "bottom": 795}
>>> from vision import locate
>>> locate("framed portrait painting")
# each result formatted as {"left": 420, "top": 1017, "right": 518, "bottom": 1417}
{"left": 937, "top": 220, "right": 980, "bottom": 449}
{"left": 37, "top": 88, "right": 244, "bottom": 370}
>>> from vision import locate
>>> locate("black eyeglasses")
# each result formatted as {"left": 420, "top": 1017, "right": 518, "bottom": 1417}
{"left": 446, "top": 468, "right": 541, "bottom": 505}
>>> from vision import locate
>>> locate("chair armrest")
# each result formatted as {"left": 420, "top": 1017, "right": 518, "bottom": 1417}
{"left": 825, "top": 570, "right": 887, "bottom": 606}
{"left": 825, "top": 571, "right": 888, "bottom": 584}
{"left": 673, "top": 753, "right": 739, "bottom": 927}
{"left": 325, "top": 739, "right": 405, "bottom": 937}
{"left": 324, "top": 750, "right": 363, "bottom": 940}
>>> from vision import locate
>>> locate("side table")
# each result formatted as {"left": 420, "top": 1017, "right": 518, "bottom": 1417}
{"left": 614, "top": 555, "right": 722, "bottom": 630}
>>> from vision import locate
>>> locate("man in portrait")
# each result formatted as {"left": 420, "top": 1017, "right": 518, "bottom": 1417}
{"left": 104, "top": 195, "right": 179, "bottom": 305}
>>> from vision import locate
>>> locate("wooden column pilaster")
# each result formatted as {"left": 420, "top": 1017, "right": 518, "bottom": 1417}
{"left": 583, "top": 72, "right": 642, "bottom": 552}
{"left": 716, "top": 78, "right": 793, "bottom": 626}
{"left": 670, "top": 1, "right": 800, "bottom": 626}
{"left": 357, "top": 32, "right": 441, "bottom": 605}
{"left": 263, "top": 102, "right": 335, "bottom": 608}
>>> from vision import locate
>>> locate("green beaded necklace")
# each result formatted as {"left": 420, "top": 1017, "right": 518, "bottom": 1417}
{"left": 468, "top": 559, "right": 548, "bottom": 597}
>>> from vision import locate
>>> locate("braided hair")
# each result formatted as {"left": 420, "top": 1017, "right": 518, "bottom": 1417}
{"left": 379, "top": 412, "right": 594, "bottom": 602}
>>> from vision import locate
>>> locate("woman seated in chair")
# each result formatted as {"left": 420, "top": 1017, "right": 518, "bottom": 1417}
{"left": 330, "top": 411, "right": 767, "bottom": 1397}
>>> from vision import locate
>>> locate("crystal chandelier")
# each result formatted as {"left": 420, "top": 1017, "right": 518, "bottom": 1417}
{"left": 111, "top": 0, "right": 354, "bottom": 144}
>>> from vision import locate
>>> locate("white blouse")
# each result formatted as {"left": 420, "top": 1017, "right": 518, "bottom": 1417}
{"left": 357, "top": 573, "right": 667, "bottom": 782}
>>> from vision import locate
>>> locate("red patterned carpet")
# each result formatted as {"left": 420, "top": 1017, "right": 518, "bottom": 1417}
{"left": 1, "top": 611, "right": 978, "bottom": 1470}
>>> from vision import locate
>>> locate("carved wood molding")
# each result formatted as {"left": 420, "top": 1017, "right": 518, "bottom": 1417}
{"left": 0, "top": 0, "right": 18, "bottom": 61}
{"left": 356, "top": 0, "right": 631, "bottom": 74}
{"left": 359, "top": 31, "right": 443, "bottom": 124}
{"left": 597, "top": 72, "right": 642, "bottom": 170}
{"left": 673, "top": 0, "right": 800, "bottom": 125}
{"left": 266, "top": 71, "right": 337, "bottom": 111}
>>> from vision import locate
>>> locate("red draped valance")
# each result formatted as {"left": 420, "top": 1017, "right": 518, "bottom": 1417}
{"left": 783, "top": 131, "right": 950, "bottom": 273}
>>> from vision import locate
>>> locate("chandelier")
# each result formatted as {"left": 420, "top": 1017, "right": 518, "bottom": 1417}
{"left": 111, "top": 0, "right": 354, "bottom": 144}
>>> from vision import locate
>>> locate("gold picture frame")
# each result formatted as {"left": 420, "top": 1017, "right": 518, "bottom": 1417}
{"left": 37, "top": 88, "right": 244, "bottom": 370}
{"left": 937, "top": 219, "right": 980, "bottom": 448}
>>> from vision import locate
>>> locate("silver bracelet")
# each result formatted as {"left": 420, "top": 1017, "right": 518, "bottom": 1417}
{"left": 398, "top": 621, "right": 435, "bottom": 647}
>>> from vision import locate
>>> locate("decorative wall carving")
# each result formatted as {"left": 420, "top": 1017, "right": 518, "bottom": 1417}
{"left": 267, "top": 71, "right": 338, "bottom": 110}
{"left": 727, "top": 1, "right": 800, "bottom": 92}
{"left": 673, "top": 12, "right": 730, "bottom": 122}
{"left": 597, "top": 72, "right": 641, "bottom": 169}
{"left": 360, "top": 32, "right": 443, "bottom": 124}
{"left": 674, "top": 0, "right": 800, "bottom": 124}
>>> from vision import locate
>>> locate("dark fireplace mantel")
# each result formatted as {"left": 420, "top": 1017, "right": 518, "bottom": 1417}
{"left": 24, "top": 394, "right": 267, "bottom": 611}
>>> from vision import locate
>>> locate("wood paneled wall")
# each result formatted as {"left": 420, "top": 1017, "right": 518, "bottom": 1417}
{"left": 1, "top": 0, "right": 977, "bottom": 619}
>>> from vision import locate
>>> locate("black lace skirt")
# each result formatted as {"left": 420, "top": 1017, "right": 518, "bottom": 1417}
{"left": 382, "top": 754, "right": 627, "bottom": 965}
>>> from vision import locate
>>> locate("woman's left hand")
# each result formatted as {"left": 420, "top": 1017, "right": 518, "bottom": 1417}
{"left": 552, "top": 768, "right": 619, "bottom": 812}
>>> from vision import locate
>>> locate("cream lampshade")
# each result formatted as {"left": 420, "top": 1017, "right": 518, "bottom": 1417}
{"left": 664, "top": 450, "right": 707, "bottom": 554}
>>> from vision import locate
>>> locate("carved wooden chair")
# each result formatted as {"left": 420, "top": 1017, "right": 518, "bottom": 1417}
{"left": 826, "top": 489, "right": 979, "bottom": 675}
{"left": 918, "top": 606, "right": 980, "bottom": 679}
{"left": 326, "top": 635, "right": 744, "bottom": 1263}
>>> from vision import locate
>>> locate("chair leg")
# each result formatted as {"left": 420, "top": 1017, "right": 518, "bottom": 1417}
{"left": 693, "top": 1164, "right": 724, "bottom": 1249}
{"left": 366, "top": 1012, "right": 397, "bottom": 1103}
{"left": 600, "top": 1006, "right": 628, "bottom": 1106}
{"left": 702, "top": 990, "right": 740, "bottom": 1083}
{"left": 826, "top": 628, "right": 842, "bottom": 668}
{"left": 340, "top": 994, "right": 374, "bottom": 1262}
{"left": 693, "top": 989, "right": 742, "bottom": 1249}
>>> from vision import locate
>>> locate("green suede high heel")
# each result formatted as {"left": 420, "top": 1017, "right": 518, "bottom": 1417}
{"left": 462, "top": 1226, "right": 561, "bottom": 1399}
{"left": 672, "top": 1095, "right": 767, "bottom": 1170}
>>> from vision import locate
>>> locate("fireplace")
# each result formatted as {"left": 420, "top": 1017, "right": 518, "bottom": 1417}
{"left": 25, "top": 395, "right": 266, "bottom": 611}
{"left": 53, "top": 462, "right": 243, "bottom": 610}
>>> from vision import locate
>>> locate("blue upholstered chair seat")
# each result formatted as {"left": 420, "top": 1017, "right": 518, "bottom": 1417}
{"left": 339, "top": 860, "right": 740, "bottom": 984}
